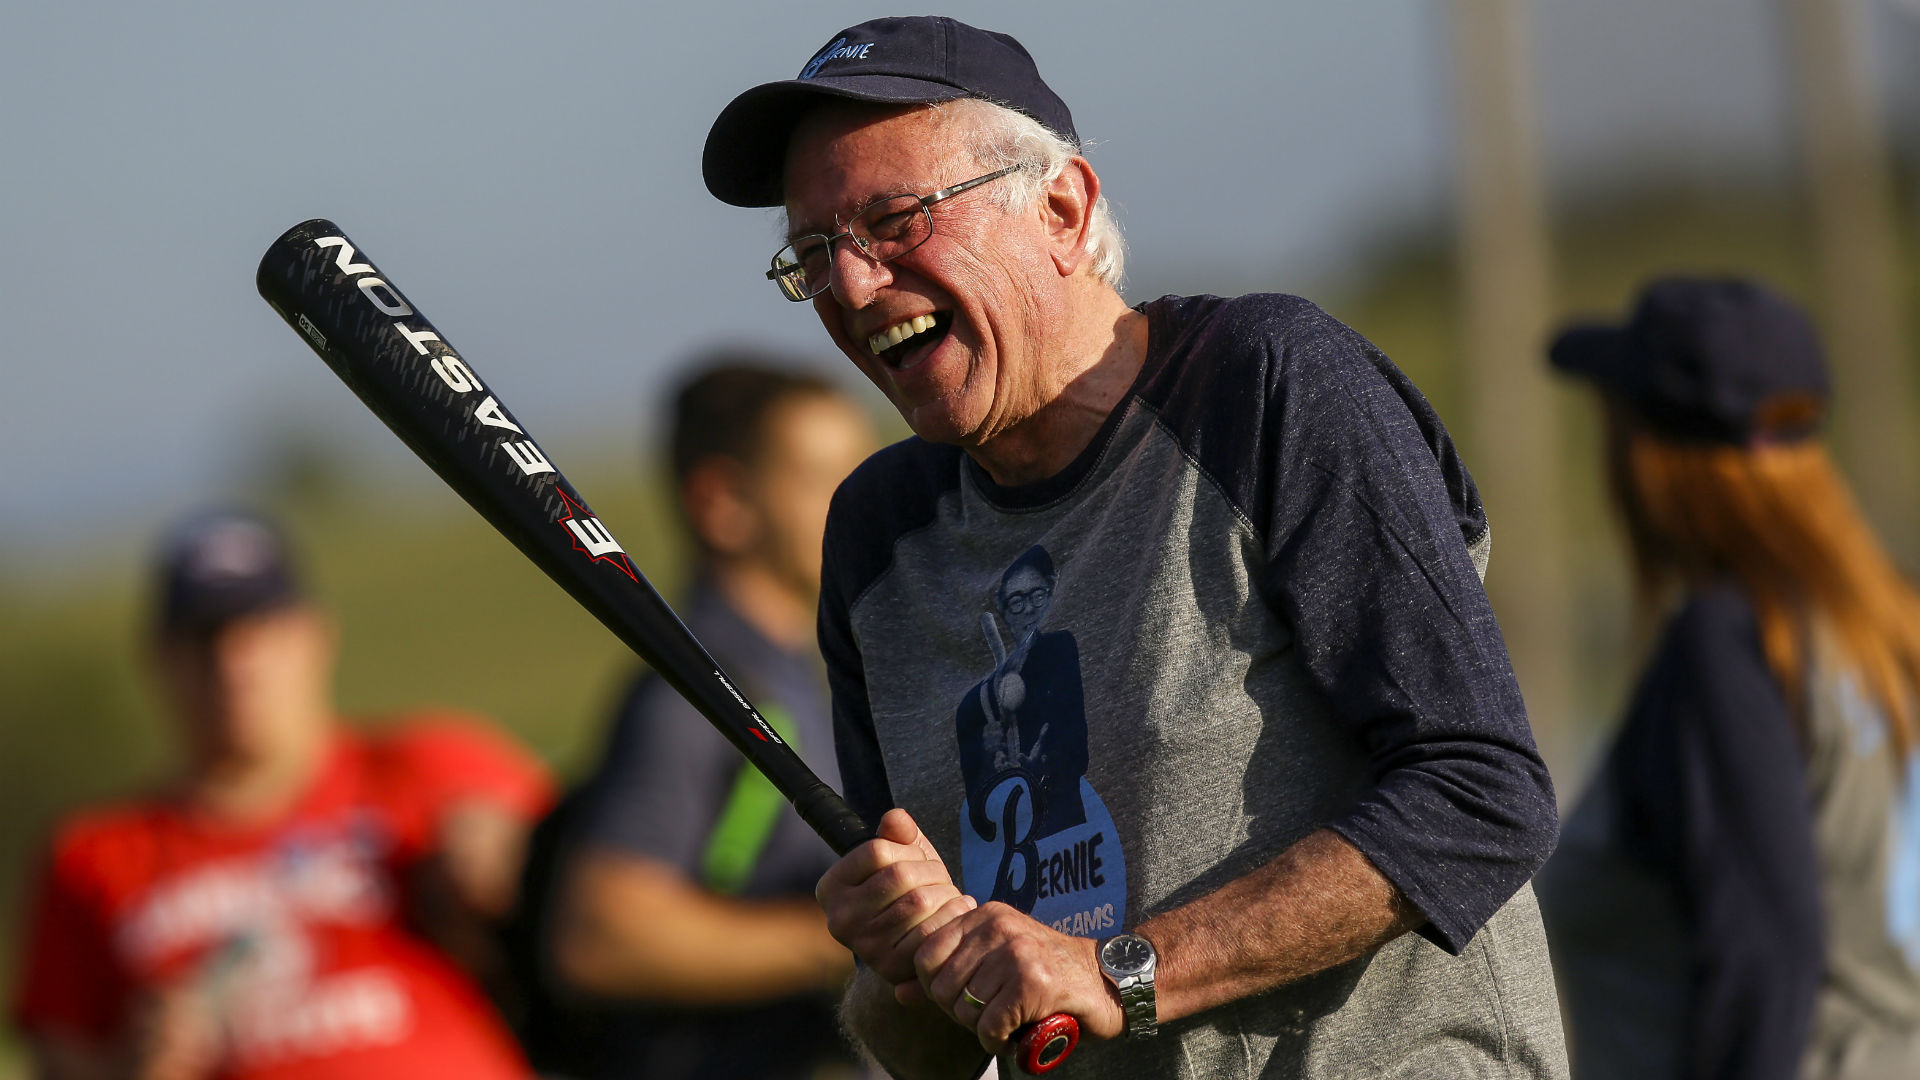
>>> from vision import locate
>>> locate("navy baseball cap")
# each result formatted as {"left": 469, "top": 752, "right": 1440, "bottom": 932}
{"left": 704, "top": 16, "right": 1078, "bottom": 208}
{"left": 1549, "top": 277, "right": 1830, "bottom": 445}
{"left": 154, "top": 510, "right": 306, "bottom": 635}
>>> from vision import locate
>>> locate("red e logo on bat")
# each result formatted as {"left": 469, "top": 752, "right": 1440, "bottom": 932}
{"left": 556, "top": 490, "right": 639, "bottom": 583}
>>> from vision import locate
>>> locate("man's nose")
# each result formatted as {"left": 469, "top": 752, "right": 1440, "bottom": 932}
{"left": 827, "top": 236, "right": 893, "bottom": 308}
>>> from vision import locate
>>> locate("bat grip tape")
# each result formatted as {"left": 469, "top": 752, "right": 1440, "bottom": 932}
{"left": 794, "top": 782, "right": 876, "bottom": 856}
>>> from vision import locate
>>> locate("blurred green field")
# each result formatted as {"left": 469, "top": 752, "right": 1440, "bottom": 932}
{"left": 0, "top": 458, "right": 688, "bottom": 795}
{"left": 0, "top": 180, "right": 1913, "bottom": 1076}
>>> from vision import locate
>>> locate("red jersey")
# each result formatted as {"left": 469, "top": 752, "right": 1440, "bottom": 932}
{"left": 12, "top": 716, "right": 551, "bottom": 1080}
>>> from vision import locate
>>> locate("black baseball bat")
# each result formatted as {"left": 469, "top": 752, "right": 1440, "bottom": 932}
{"left": 255, "top": 219, "right": 1080, "bottom": 1074}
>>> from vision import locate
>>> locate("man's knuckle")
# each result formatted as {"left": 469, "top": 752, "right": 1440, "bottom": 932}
{"left": 871, "top": 862, "right": 916, "bottom": 894}
{"left": 891, "top": 888, "right": 936, "bottom": 923}
{"left": 906, "top": 883, "right": 952, "bottom": 914}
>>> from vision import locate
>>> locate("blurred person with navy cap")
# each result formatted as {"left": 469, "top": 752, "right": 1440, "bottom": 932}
{"left": 704, "top": 15, "right": 1566, "bottom": 1078}
{"left": 1538, "top": 277, "right": 1920, "bottom": 1080}
{"left": 10, "top": 508, "right": 554, "bottom": 1080}
{"left": 1548, "top": 277, "right": 1832, "bottom": 445}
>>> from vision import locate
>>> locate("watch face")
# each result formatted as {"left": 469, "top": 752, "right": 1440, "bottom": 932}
{"left": 1102, "top": 934, "right": 1153, "bottom": 976}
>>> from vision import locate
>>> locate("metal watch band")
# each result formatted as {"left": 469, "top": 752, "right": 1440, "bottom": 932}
{"left": 1117, "top": 973, "right": 1158, "bottom": 1038}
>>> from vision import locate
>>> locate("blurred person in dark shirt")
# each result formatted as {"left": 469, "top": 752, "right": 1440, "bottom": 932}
{"left": 11, "top": 509, "right": 552, "bottom": 1080}
{"left": 542, "top": 359, "right": 880, "bottom": 1079}
{"left": 1538, "top": 278, "right": 1920, "bottom": 1080}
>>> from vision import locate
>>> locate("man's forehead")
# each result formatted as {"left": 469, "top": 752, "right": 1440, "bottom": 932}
{"left": 781, "top": 103, "right": 969, "bottom": 228}
{"left": 1003, "top": 567, "right": 1050, "bottom": 590}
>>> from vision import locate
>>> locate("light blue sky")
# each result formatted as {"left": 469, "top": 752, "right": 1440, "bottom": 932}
{"left": 3, "top": 0, "right": 1915, "bottom": 564}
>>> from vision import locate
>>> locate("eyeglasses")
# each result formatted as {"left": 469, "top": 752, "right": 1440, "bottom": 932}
{"left": 1002, "top": 585, "right": 1051, "bottom": 616}
{"left": 767, "top": 164, "right": 1028, "bottom": 302}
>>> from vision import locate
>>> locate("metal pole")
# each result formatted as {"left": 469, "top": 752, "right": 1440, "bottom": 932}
{"left": 1449, "top": 0, "right": 1572, "bottom": 767}
{"left": 1782, "top": 0, "right": 1920, "bottom": 562}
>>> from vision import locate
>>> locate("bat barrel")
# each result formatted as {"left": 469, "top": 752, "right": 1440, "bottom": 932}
{"left": 255, "top": 219, "right": 842, "bottom": 826}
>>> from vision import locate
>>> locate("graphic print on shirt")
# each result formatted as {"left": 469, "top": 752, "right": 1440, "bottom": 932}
{"left": 116, "top": 815, "right": 414, "bottom": 1068}
{"left": 955, "top": 545, "right": 1127, "bottom": 938}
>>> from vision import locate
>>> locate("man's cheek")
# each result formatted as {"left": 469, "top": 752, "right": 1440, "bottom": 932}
{"left": 822, "top": 321, "right": 880, "bottom": 378}
{"left": 846, "top": 354, "right": 895, "bottom": 395}
{"left": 812, "top": 293, "right": 848, "bottom": 334}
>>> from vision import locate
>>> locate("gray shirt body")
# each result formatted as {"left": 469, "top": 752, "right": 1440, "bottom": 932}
{"left": 821, "top": 294, "right": 1567, "bottom": 1078}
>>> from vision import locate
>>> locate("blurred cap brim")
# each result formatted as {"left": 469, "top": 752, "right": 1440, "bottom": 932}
{"left": 1548, "top": 323, "right": 1633, "bottom": 389}
{"left": 161, "top": 583, "right": 303, "bottom": 637}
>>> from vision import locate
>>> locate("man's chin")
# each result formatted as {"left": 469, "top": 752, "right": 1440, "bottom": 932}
{"left": 195, "top": 720, "right": 304, "bottom": 768}
{"left": 897, "top": 402, "right": 983, "bottom": 447}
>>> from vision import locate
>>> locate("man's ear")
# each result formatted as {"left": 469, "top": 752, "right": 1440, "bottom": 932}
{"left": 1042, "top": 157, "right": 1100, "bottom": 277}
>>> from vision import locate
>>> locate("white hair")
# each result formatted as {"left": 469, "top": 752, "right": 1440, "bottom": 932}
{"left": 940, "top": 97, "right": 1127, "bottom": 290}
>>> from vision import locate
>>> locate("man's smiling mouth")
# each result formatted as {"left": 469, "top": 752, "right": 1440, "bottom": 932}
{"left": 866, "top": 312, "right": 952, "bottom": 367}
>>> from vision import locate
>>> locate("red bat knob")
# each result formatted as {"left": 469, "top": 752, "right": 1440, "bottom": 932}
{"left": 1016, "top": 1013, "right": 1079, "bottom": 1073}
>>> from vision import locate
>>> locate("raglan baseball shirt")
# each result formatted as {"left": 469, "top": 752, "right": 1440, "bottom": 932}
{"left": 820, "top": 293, "right": 1568, "bottom": 1078}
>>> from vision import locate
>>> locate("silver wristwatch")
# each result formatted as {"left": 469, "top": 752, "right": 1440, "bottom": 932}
{"left": 1097, "top": 931, "right": 1159, "bottom": 1039}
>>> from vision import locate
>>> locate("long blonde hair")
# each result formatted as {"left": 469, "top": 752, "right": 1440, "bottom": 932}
{"left": 1609, "top": 401, "right": 1920, "bottom": 757}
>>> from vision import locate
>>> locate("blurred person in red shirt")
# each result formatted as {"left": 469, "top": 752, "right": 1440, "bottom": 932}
{"left": 11, "top": 509, "right": 552, "bottom": 1080}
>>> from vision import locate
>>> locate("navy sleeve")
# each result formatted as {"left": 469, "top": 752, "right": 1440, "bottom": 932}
{"left": 575, "top": 674, "right": 738, "bottom": 870}
{"left": 1253, "top": 301, "right": 1557, "bottom": 951}
{"left": 822, "top": 511, "right": 891, "bottom": 829}
{"left": 1617, "top": 587, "right": 1823, "bottom": 1080}
{"left": 822, "top": 439, "right": 962, "bottom": 829}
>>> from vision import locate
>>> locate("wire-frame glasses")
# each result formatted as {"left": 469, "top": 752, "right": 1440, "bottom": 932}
{"left": 766, "top": 163, "right": 1027, "bottom": 302}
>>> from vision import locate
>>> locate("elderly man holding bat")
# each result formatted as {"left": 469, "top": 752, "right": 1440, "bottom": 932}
{"left": 702, "top": 15, "right": 1569, "bottom": 1079}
